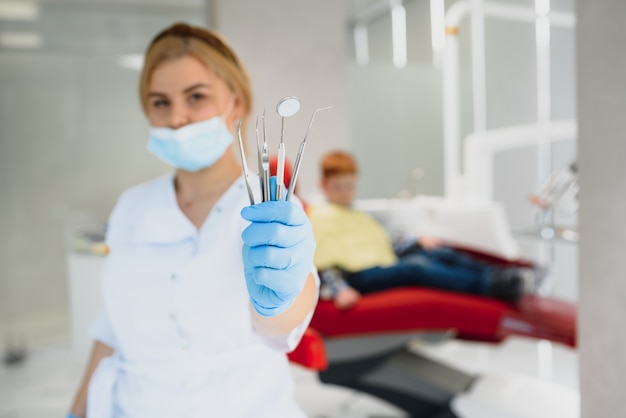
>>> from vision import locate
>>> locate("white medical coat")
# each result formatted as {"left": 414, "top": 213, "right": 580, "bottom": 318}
{"left": 88, "top": 173, "right": 315, "bottom": 418}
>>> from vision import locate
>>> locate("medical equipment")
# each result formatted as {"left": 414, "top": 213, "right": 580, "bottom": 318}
{"left": 288, "top": 269, "right": 577, "bottom": 418}
{"left": 268, "top": 163, "right": 577, "bottom": 417}
{"left": 254, "top": 116, "right": 263, "bottom": 197}
{"left": 258, "top": 111, "right": 271, "bottom": 202}
{"left": 148, "top": 116, "right": 234, "bottom": 172}
{"left": 530, "top": 161, "right": 579, "bottom": 213}
{"left": 287, "top": 106, "right": 333, "bottom": 201}
{"left": 236, "top": 119, "right": 256, "bottom": 205}
{"left": 275, "top": 97, "right": 301, "bottom": 200}
{"left": 517, "top": 161, "right": 580, "bottom": 244}
{"left": 248, "top": 98, "right": 330, "bottom": 204}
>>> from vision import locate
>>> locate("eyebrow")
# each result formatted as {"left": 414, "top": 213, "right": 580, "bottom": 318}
{"left": 183, "top": 83, "right": 212, "bottom": 94}
{"left": 148, "top": 83, "right": 213, "bottom": 98}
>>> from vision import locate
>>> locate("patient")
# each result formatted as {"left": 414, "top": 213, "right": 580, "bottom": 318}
{"left": 308, "top": 150, "right": 546, "bottom": 310}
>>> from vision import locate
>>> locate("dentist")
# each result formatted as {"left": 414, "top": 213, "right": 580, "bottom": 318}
{"left": 67, "top": 22, "right": 318, "bottom": 418}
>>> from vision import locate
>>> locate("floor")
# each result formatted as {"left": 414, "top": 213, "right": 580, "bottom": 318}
{"left": 0, "top": 336, "right": 578, "bottom": 418}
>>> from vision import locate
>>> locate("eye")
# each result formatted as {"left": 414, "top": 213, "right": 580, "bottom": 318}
{"left": 151, "top": 98, "right": 169, "bottom": 108}
{"left": 188, "top": 92, "right": 206, "bottom": 103}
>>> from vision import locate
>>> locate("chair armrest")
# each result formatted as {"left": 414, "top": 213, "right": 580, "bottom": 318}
{"left": 287, "top": 327, "right": 329, "bottom": 371}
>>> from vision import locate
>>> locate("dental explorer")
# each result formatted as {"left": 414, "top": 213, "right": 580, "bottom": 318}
{"left": 286, "top": 106, "right": 333, "bottom": 201}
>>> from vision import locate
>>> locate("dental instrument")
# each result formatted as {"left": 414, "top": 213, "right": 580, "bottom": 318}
{"left": 275, "top": 97, "right": 301, "bottom": 200}
{"left": 247, "top": 98, "right": 331, "bottom": 203}
{"left": 261, "top": 110, "right": 270, "bottom": 202}
{"left": 237, "top": 119, "right": 256, "bottom": 205}
{"left": 286, "top": 106, "right": 333, "bottom": 201}
{"left": 255, "top": 115, "right": 266, "bottom": 201}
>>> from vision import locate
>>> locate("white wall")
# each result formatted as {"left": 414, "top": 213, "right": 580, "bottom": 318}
{"left": 210, "top": 0, "right": 350, "bottom": 199}
{"left": 577, "top": 1, "right": 626, "bottom": 415}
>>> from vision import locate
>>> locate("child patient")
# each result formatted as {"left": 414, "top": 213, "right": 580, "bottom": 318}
{"left": 307, "top": 150, "right": 545, "bottom": 310}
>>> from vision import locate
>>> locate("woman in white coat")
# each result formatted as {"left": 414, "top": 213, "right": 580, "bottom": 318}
{"left": 67, "top": 22, "right": 318, "bottom": 418}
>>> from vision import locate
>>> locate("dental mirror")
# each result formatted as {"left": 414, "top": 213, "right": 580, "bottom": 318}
{"left": 276, "top": 97, "right": 301, "bottom": 144}
{"left": 275, "top": 96, "right": 300, "bottom": 200}
{"left": 276, "top": 96, "right": 301, "bottom": 117}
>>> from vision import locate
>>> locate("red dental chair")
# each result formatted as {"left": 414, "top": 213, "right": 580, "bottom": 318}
{"left": 288, "top": 268, "right": 576, "bottom": 418}
{"left": 272, "top": 157, "right": 577, "bottom": 417}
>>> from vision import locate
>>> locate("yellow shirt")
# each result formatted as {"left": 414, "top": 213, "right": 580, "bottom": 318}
{"left": 308, "top": 203, "right": 397, "bottom": 272}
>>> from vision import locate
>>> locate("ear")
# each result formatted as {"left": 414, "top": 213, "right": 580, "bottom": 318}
{"left": 233, "top": 95, "right": 244, "bottom": 118}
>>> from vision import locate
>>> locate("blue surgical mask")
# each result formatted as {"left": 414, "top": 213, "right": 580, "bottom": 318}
{"left": 147, "top": 115, "right": 234, "bottom": 172}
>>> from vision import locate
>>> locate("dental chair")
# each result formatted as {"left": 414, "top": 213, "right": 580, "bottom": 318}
{"left": 270, "top": 158, "right": 577, "bottom": 417}
{"left": 296, "top": 250, "right": 578, "bottom": 418}
{"left": 288, "top": 268, "right": 576, "bottom": 418}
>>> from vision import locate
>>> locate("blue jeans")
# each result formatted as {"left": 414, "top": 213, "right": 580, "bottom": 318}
{"left": 344, "top": 246, "right": 494, "bottom": 296}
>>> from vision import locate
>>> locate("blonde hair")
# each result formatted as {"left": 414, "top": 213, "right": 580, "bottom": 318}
{"left": 139, "top": 22, "right": 252, "bottom": 119}
{"left": 320, "top": 150, "right": 358, "bottom": 179}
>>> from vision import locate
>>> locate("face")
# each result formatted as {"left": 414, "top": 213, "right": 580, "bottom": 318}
{"left": 322, "top": 174, "right": 358, "bottom": 207}
{"left": 146, "top": 55, "right": 241, "bottom": 129}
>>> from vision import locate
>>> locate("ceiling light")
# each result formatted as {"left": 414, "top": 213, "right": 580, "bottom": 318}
{"left": 0, "top": 1, "right": 39, "bottom": 21}
{"left": 391, "top": 2, "right": 407, "bottom": 69}
{"left": 353, "top": 24, "right": 369, "bottom": 66}
{"left": 0, "top": 30, "right": 42, "bottom": 49}
{"left": 117, "top": 54, "right": 144, "bottom": 71}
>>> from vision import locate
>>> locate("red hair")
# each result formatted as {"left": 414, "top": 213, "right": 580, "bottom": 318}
{"left": 320, "top": 150, "right": 358, "bottom": 179}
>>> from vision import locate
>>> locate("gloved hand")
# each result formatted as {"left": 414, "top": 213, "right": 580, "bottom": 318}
{"left": 66, "top": 414, "right": 82, "bottom": 418}
{"left": 240, "top": 190, "right": 316, "bottom": 317}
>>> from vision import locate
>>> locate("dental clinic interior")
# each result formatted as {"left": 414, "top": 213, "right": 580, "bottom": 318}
{"left": 1, "top": 0, "right": 624, "bottom": 417}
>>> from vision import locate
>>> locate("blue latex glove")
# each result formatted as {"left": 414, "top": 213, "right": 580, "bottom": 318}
{"left": 67, "top": 414, "right": 82, "bottom": 418}
{"left": 240, "top": 184, "right": 316, "bottom": 317}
